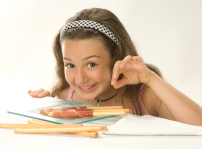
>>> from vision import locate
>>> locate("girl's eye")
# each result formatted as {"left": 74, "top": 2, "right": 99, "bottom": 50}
{"left": 88, "top": 63, "right": 96, "bottom": 68}
{"left": 66, "top": 64, "right": 74, "bottom": 68}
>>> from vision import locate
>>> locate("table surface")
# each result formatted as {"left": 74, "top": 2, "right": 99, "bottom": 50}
{"left": 0, "top": 89, "right": 202, "bottom": 149}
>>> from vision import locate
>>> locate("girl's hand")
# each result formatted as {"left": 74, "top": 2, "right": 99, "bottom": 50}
{"left": 28, "top": 88, "right": 50, "bottom": 98}
{"left": 111, "top": 56, "right": 152, "bottom": 89}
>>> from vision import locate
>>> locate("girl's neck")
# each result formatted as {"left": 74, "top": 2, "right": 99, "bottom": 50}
{"left": 72, "top": 87, "right": 121, "bottom": 106}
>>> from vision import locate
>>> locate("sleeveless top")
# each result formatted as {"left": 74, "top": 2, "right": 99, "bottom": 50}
{"left": 66, "top": 84, "right": 150, "bottom": 116}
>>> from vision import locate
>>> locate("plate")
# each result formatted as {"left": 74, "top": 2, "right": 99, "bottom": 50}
{"left": 7, "top": 100, "right": 117, "bottom": 124}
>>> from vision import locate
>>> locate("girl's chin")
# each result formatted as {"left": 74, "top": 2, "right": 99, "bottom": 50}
{"left": 78, "top": 91, "right": 101, "bottom": 101}
{"left": 78, "top": 94, "right": 97, "bottom": 100}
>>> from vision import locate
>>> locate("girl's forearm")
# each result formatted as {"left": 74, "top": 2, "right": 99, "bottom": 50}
{"left": 146, "top": 71, "right": 202, "bottom": 126}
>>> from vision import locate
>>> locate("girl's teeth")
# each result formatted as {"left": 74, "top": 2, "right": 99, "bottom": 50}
{"left": 80, "top": 84, "right": 95, "bottom": 89}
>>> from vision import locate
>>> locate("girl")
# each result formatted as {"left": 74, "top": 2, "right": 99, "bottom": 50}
{"left": 28, "top": 8, "right": 202, "bottom": 126}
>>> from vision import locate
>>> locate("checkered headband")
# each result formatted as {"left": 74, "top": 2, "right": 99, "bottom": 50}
{"left": 60, "top": 20, "right": 119, "bottom": 45}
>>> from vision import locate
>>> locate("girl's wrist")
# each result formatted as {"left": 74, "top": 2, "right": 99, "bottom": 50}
{"left": 143, "top": 70, "right": 158, "bottom": 87}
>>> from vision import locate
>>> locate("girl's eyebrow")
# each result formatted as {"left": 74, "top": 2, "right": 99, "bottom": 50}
{"left": 63, "top": 55, "right": 102, "bottom": 61}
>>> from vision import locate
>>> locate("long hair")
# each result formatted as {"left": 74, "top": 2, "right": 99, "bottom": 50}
{"left": 50, "top": 8, "right": 163, "bottom": 115}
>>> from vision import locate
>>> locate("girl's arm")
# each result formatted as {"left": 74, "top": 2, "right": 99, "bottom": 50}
{"left": 111, "top": 55, "right": 202, "bottom": 126}
{"left": 141, "top": 85, "right": 175, "bottom": 120}
{"left": 146, "top": 71, "right": 202, "bottom": 126}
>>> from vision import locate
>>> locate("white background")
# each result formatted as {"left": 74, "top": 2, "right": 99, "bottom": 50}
{"left": 0, "top": 1, "right": 202, "bottom": 149}
{"left": 0, "top": 0, "right": 202, "bottom": 105}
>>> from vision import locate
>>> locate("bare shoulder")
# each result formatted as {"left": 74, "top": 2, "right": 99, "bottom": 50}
{"left": 56, "top": 86, "right": 70, "bottom": 100}
{"left": 142, "top": 84, "right": 160, "bottom": 116}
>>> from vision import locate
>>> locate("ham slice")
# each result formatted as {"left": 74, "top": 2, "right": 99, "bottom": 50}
{"left": 47, "top": 110, "right": 93, "bottom": 118}
{"left": 39, "top": 106, "right": 128, "bottom": 118}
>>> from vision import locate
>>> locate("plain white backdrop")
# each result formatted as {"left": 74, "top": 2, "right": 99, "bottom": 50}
{"left": 0, "top": 0, "right": 202, "bottom": 105}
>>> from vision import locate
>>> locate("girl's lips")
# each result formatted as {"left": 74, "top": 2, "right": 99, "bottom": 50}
{"left": 77, "top": 83, "right": 98, "bottom": 93}
{"left": 77, "top": 84, "right": 96, "bottom": 87}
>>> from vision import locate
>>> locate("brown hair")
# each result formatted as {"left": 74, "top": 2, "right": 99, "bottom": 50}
{"left": 50, "top": 8, "right": 163, "bottom": 115}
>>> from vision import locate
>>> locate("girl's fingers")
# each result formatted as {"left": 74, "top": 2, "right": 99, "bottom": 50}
{"left": 28, "top": 90, "right": 32, "bottom": 94}
{"left": 111, "top": 61, "right": 122, "bottom": 85}
{"left": 132, "top": 56, "right": 143, "bottom": 63}
{"left": 37, "top": 90, "right": 50, "bottom": 98}
{"left": 112, "top": 56, "right": 135, "bottom": 85}
{"left": 113, "top": 77, "right": 130, "bottom": 89}
{"left": 29, "top": 90, "right": 36, "bottom": 97}
{"left": 112, "top": 56, "right": 145, "bottom": 86}
{"left": 30, "top": 88, "right": 44, "bottom": 97}
{"left": 119, "top": 56, "right": 134, "bottom": 69}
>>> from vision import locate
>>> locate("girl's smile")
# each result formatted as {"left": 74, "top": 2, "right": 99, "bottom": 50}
{"left": 77, "top": 83, "right": 98, "bottom": 92}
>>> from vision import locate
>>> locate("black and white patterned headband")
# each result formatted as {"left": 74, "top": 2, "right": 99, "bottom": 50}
{"left": 60, "top": 20, "right": 119, "bottom": 45}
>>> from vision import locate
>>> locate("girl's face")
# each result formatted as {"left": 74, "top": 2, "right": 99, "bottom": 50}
{"left": 61, "top": 38, "right": 117, "bottom": 100}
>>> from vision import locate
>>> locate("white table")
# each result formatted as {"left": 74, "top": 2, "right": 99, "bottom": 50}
{"left": 0, "top": 88, "right": 202, "bottom": 149}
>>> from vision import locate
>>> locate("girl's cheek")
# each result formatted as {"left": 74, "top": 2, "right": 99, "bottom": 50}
{"left": 65, "top": 72, "right": 75, "bottom": 84}
{"left": 93, "top": 68, "right": 112, "bottom": 82}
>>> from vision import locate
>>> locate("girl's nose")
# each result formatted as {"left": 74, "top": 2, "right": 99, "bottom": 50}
{"left": 76, "top": 70, "right": 88, "bottom": 84}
